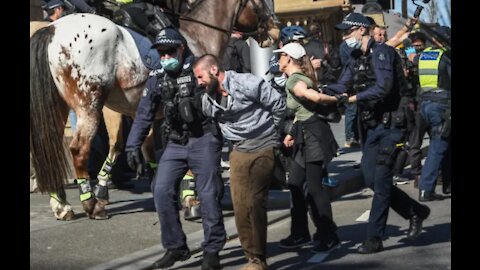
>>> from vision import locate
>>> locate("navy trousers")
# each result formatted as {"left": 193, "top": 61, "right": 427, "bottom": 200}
{"left": 153, "top": 132, "right": 226, "bottom": 253}
{"left": 361, "top": 124, "right": 425, "bottom": 238}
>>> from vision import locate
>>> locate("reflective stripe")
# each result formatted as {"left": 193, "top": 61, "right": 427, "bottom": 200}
{"left": 418, "top": 68, "right": 438, "bottom": 75}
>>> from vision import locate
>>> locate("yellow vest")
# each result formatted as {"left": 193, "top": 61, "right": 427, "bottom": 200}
{"left": 418, "top": 47, "right": 445, "bottom": 92}
{"left": 116, "top": 0, "right": 133, "bottom": 4}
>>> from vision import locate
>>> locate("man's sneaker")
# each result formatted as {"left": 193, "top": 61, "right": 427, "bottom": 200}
{"left": 151, "top": 248, "right": 191, "bottom": 269}
{"left": 311, "top": 236, "right": 341, "bottom": 253}
{"left": 344, "top": 138, "right": 360, "bottom": 148}
{"left": 278, "top": 235, "right": 311, "bottom": 249}
{"left": 201, "top": 252, "right": 221, "bottom": 270}
{"left": 393, "top": 175, "right": 409, "bottom": 185}
{"left": 322, "top": 175, "right": 338, "bottom": 187}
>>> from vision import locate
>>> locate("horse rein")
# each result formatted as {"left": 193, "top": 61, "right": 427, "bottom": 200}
{"left": 164, "top": 0, "right": 276, "bottom": 38}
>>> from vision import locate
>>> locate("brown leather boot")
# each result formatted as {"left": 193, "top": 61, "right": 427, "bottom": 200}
{"left": 414, "top": 175, "right": 420, "bottom": 189}
{"left": 241, "top": 257, "right": 268, "bottom": 270}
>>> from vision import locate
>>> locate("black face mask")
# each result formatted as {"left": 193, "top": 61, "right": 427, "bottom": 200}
{"left": 206, "top": 73, "right": 219, "bottom": 96}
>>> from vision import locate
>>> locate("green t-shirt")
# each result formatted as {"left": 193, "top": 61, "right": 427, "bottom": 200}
{"left": 285, "top": 72, "right": 315, "bottom": 122}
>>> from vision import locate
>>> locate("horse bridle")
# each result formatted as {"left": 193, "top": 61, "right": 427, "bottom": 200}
{"left": 166, "top": 0, "right": 278, "bottom": 37}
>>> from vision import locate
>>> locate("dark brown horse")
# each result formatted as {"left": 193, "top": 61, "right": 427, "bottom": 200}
{"left": 30, "top": 0, "right": 279, "bottom": 220}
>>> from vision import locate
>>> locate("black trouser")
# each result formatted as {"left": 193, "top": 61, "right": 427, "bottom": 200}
{"left": 408, "top": 109, "right": 429, "bottom": 176}
{"left": 362, "top": 125, "right": 426, "bottom": 238}
{"left": 288, "top": 160, "right": 337, "bottom": 242}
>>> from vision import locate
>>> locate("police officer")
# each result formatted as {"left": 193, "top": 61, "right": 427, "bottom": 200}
{"left": 125, "top": 27, "right": 226, "bottom": 270}
{"left": 326, "top": 13, "right": 431, "bottom": 253}
{"left": 418, "top": 26, "right": 451, "bottom": 199}
{"left": 42, "top": 0, "right": 66, "bottom": 21}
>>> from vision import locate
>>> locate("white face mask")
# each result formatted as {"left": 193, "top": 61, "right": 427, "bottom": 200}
{"left": 273, "top": 73, "right": 287, "bottom": 87}
{"left": 345, "top": 36, "right": 361, "bottom": 49}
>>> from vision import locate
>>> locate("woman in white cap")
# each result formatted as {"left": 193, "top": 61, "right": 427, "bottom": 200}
{"left": 273, "top": 42, "right": 342, "bottom": 253}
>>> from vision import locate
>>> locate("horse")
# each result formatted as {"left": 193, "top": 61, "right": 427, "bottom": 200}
{"left": 30, "top": 0, "right": 280, "bottom": 221}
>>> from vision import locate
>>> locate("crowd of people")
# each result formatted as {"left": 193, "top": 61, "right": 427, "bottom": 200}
{"left": 37, "top": 2, "right": 451, "bottom": 269}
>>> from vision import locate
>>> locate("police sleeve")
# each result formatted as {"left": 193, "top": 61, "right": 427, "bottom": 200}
{"left": 125, "top": 77, "right": 161, "bottom": 151}
{"left": 324, "top": 60, "right": 354, "bottom": 95}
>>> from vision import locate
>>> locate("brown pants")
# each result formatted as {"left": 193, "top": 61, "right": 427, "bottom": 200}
{"left": 229, "top": 147, "right": 274, "bottom": 261}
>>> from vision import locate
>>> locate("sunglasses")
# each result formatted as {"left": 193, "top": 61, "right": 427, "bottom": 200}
{"left": 158, "top": 47, "right": 178, "bottom": 56}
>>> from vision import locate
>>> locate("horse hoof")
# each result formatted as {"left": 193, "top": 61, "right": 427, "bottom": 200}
{"left": 57, "top": 210, "right": 75, "bottom": 221}
{"left": 81, "top": 197, "right": 96, "bottom": 218}
{"left": 92, "top": 198, "right": 109, "bottom": 220}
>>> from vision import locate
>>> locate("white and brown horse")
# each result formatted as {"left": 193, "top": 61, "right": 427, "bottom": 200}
{"left": 30, "top": 0, "right": 279, "bottom": 220}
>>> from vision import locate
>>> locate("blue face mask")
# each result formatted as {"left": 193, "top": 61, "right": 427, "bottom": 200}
{"left": 273, "top": 73, "right": 287, "bottom": 87}
{"left": 161, "top": 57, "right": 181, "bottom": 72}
{"left": 345, "top": 36, "right": 361, "bottom": 49}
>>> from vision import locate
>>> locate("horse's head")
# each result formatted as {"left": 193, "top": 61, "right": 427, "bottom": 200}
{"left": 174, "top": 0, "right": 280, "bottom": 57}
{"left": 235, "top": 0, "right": 280, "bottom": 48}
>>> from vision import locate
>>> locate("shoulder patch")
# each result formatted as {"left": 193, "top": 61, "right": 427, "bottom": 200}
{"left": 149, "top": 68, "right": 164, "bottom": 76}
{"left": 378, "top": 52, "right": 386, "bottom": 61}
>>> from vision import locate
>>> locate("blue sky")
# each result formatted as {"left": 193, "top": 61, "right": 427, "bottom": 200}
{"left": 393, "top": 0, "right": 451, "bottom": 27}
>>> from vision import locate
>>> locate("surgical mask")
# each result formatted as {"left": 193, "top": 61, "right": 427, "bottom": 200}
{"left": 273, "top": 73, "right": 287, "bottom": 87}
{"left": 345, "top": 36, "right": 361, "bottom": 49}
{"left": 161, "top": 57, "right": 181, "bottom": 72}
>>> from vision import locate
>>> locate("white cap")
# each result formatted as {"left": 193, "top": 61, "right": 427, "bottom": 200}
{"left": 272, "top": 43, "right": 306, "bottom": 60}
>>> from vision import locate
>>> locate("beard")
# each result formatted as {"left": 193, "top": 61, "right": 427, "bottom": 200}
{"left": 205, "top": 73, "right": 219, "bottom": 96}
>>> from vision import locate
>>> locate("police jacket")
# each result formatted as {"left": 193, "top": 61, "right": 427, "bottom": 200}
{"left": 126, "top": 53, "right": 214, "bottom": 150}
{"left": 326, "top": 39, "right": 407, "bottom": 123}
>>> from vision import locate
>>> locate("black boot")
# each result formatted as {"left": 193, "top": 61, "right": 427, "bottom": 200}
{"left": 151, "top": 248, "right": 191, "bottom": 269}
{"left": 358, "top": 237, "right": 384, "bottom": 254}
{"left": 419, "top": 190, "right": 444, "bottom": 201}
{"left": 201, "top": 252, "right": 221, "bottom": 270}
{"left": 407, "top": 204, "right": 430, "bottom": 239}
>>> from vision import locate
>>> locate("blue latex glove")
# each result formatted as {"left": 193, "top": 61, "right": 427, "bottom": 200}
{"left": 404, "top": 47, "right": 416, "bottom": 58}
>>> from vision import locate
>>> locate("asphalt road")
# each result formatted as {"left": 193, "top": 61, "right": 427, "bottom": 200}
{"left": 30, "top": 117, "right": 450, "bottom": 270}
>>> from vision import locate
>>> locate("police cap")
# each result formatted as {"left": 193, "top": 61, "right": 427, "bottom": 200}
{"left": 151, "top": 27, "right": 185, "bottom": 49}
{"left": 43, "top": 0, "right": 65, "bottom": 10}
{"left": 335, "top": 12, "right": 371, "bottom": 30}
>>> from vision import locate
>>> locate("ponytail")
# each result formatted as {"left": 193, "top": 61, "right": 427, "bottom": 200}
{"left": 290, "top": 54, "right": 319, "bottom": 91}
{"left": 299, "top": 55, "right": 319, "bottom": 91}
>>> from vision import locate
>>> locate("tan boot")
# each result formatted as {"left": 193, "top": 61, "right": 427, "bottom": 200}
{"left": 414, "top": 175, "right": 420, "bottom": 189}
{"left": 241, "top": 257, "right": 268, "bottom": 270}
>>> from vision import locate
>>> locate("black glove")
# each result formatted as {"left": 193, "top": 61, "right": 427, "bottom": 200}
{"left": 335, "top": 94, "right": 349, "bottom": 107}
{"left": 126, "top": 149, "right": 144, "bottom": 178}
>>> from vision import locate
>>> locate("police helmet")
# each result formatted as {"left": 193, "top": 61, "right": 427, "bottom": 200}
{"left": 280, "top": 25, "right": 306, "bottom": 44}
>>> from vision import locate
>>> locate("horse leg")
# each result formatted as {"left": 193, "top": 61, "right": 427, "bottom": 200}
{"left": 92, "top": 107, "right": 124, "bottom": 209}
{"left": 49, "top": 189, "right": 75, "bottom": 221}
{"left": 69, "top": 110, "right": 104, "bottom": 219}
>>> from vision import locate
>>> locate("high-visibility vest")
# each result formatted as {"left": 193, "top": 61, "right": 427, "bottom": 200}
{"left": 116, "top": 0, "right": 133, "bottom": 4}
{"left": 418, "top": 47, "right": 445, "bottom": 92}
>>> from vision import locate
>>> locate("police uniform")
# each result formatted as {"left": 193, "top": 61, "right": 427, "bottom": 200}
{"left": 326, "top": 13, "right": 430, "bottom": 253}
{"left": 125, "top": 28, "right": 226, "bottom": 265}
{"left": 418, "top": 33, "right": 451, "bottom": 198}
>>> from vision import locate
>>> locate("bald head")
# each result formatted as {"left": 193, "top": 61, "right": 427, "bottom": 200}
{"left": 193, "top": 54, "right": 223, "bottom": 71}
{"left": 193, "top": 54, "right": 224, "bottom": 95}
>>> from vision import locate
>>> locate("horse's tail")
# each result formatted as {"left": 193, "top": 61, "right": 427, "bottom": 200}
{"left": 30, "top": 26, "right": 71, "bottom": 194}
